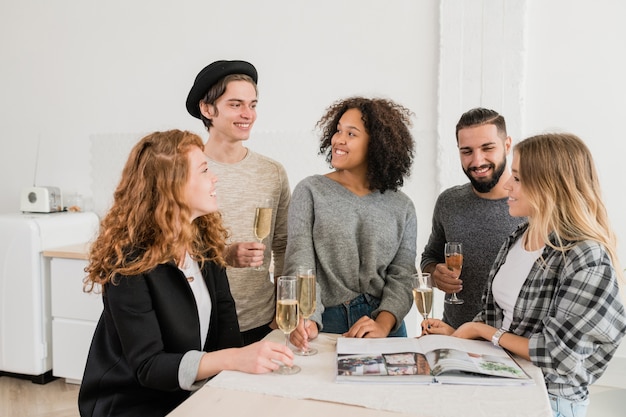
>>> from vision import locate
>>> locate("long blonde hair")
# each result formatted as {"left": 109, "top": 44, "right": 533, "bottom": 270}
{"left": 84, "top": 130, "right": 228, "bottom": 292}
{"left": 515, "top": 133, "right": 622, "bottom": 280}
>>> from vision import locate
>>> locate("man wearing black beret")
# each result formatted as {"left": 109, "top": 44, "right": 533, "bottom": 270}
{"left": 186, "top": 60, "right": 291, "bottom": 345}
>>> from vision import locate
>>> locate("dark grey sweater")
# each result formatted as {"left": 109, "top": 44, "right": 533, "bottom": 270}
{"left": 420, "top": 183, "right": 523, "bottom": 329}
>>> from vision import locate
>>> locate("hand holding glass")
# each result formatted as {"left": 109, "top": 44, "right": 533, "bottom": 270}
{"left": 295, "top": 266, "right": 317, "bottom": 356}
{"left": 412, "top": 273, "right": 433, "bottom": 330}
{"left": 275, "top": 276, "right": 301, "bottom": 374}
{"left": 444, "top": 242, "right": 464, "bottom": 305}
{"left": 252, "top": 198, "right": 273, "bottom": 271}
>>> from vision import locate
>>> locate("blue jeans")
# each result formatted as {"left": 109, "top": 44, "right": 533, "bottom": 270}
{"left": 321, "top": 293, "right": 407, "bottom": 337}
{"left": 549, "top": 394, "right": 589, "bottom": 417}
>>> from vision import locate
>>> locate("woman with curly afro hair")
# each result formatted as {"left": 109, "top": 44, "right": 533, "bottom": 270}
{"left": 285, "top": 97, "right": 418, "bottom": 350}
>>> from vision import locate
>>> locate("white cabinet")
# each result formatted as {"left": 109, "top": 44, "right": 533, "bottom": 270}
{"left": 0, "top": 212, "right": 99, "bottom": 383}
{"left": 47, "top": 247, "right": 102, "bottom": 384}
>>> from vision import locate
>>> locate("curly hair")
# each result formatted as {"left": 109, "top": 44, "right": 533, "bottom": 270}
{"left": 84, "top": 130, "right": 228, "bottom": 293}
{"left": 316, "top": 97, "right": 415, "bottom": 193}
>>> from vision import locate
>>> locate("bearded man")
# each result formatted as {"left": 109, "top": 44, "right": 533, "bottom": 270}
{"left": 420, "top": 108, "right": 524, "bottom": 328}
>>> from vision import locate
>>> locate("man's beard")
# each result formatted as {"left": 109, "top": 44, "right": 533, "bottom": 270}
{"left": 463, "top": 158, "right": 506, "bottom": 194}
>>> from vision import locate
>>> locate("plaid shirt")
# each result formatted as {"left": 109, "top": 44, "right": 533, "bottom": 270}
{"left": 475, "top": 223, "right": 626, "bottom": 401}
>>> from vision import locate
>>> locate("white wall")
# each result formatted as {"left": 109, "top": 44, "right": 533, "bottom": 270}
{"left": 524, "top": 0, "right": 626, "bottom": 266}
{"left": 0, "top": 0, "right": 437, "bottom": 218}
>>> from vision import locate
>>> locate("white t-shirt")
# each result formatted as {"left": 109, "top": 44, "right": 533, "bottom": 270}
{"left": 180, "top": 252, "right": 212, "bottom": 348}
{"left": 492, "top": 238, "right": 544, "bottom": 330}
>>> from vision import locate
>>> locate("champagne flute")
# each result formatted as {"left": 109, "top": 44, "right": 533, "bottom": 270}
{"left": 444, "top": 242, "right": 464, "bottom": 304}
{"left": 275, "top": 276, "right": 301, "bottom": 374}
{"left": 412, "top": 272, "right": 433, "bottom": 333}
{"left": 252, "top": 198, "right": 273, "bottom": 271}
{"left": 295, "top": 266, "right": 317, "bottom": 356}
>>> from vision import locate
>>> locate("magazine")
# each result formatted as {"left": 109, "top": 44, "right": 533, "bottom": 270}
{"left": 336, "top": 334, "right": 534, "bottom": 386}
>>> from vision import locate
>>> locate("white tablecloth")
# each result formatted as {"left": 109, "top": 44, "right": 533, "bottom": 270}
{"left": 208, "top": 330, "right": 552, "bottom": 417}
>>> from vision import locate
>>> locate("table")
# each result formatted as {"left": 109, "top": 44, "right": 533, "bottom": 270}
{"left": 168, "top": 330, "right": 552, "bottom": 417}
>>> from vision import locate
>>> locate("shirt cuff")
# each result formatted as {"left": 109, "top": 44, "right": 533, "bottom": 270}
{"left": 178, "top": 350, "right": 208, "bottom": 391}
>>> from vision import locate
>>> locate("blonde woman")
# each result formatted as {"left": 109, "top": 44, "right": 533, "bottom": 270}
{"left": 78, "top": 130, "right": 292, "bottom": 417}
{"left": 424, "top": 133, "right": 626, "bottom": 417}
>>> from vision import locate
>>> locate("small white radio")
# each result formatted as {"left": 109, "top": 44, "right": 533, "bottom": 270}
{"left": 20, "top": 186, "right": 63, "bottom": 213}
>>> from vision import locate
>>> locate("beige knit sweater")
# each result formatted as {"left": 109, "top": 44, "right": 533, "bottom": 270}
{"left": 206, "top": 150, "right": 290, "bottom": 331}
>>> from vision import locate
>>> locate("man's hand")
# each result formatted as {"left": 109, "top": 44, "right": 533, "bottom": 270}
{"left": 224, "top": 242, "right": 265, "bottom": 268}
{"left": 431, "top": 263, "right": 463, "bottom": 294}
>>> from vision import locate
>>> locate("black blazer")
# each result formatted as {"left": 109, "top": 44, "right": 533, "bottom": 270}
{"left": 78, "top": 260, "right": 242, "bottom": 417}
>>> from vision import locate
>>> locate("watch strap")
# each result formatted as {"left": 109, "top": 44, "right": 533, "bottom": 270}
{"left": 491, "top": 328, "right": 507, "bottom": 347}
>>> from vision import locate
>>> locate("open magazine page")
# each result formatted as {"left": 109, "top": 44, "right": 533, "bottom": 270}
{"left": 335, "top": 336, "right": 534, "bottom": 386}
{"left": 417, "top": 334, "right": 531, "bottom": 380}
{"left": 336, "top": 337, "right": 432, "bottom": 384}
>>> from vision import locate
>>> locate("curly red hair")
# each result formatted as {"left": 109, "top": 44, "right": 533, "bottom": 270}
{"left": 84, "top": 130, "right": 228, "bottom": 293}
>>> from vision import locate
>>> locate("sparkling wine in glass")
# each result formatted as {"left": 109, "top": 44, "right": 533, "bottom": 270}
{"left": 252, "top": 198, "right": 273, "bottom": 271}
{"left": 444, "top": 242, "right": 464, "bottom": 305}
{"left": 275, "top": 276, "right": 301, "bottom": 374}
{"left": 295, "top": 266, "right": 317, "bottom": 356}
{"left": 412, "top": 272, "right": 433, "bottom": 331}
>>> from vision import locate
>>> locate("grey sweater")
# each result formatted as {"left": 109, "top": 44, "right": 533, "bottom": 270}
{"left": 420, "top": 183, "right": 523, "bottom": 329}
{"left": 284, "top": 175, "right": 416, "bottom": 332}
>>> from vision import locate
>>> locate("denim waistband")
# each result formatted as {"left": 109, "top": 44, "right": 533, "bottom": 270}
{"left": 342, "top": 293, "right": 380, "bottom": 307}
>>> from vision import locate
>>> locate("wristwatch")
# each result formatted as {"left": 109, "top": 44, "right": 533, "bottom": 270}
{"left": 491, "top": 328, "right": 507, "bottom": 347}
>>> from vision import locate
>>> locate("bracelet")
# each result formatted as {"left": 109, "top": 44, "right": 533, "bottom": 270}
{"left": 491, "top": 328, "right": 507, "bottom": 347}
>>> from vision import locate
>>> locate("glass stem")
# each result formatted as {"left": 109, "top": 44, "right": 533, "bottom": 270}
{"left": 284, "top": 333, "right": 290, "bottom": 369}
{"left": 302, "top": 318, "right": 308, "bottom": 352}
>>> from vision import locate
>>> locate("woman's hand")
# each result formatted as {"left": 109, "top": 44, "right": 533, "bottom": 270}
{"left": 421, "top": 318, "right": 455, "bottom": 336}
{"left": 289, "top": 318, "right": 319, "bottom": 349}
{"left": 344, "top": 312, "right": 395, "bottom": 338}
{"left": 234, "top": 341, "right": 294, "bottom": 374}
{"left": 452, "top": 322, "right": 494, "bottom": 341}
{"left": 421, "top": 320, "right": 497, "bottom": 344}
{"left": 200, "top": 340, "right": 294, "bottom": 378}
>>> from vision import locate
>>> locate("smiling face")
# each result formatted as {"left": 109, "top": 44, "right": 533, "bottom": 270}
{"left": 503, "top": 151, "right": 532, "bottom": 218}
{"left": 200, "top": 80, "right": 257, "bottom": 143}
{"left": 457, "top": 124, "right": 510, "bottom": 194}
{"left": 330, "top": 108, "right": 370, "bottom": 173}
{"left": 184, "top": 147, "right": 218, "bottom": 220}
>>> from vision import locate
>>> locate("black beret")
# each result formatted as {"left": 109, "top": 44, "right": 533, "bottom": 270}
{"left": 186, "top": 60, "right": 258, "bottom": 119}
